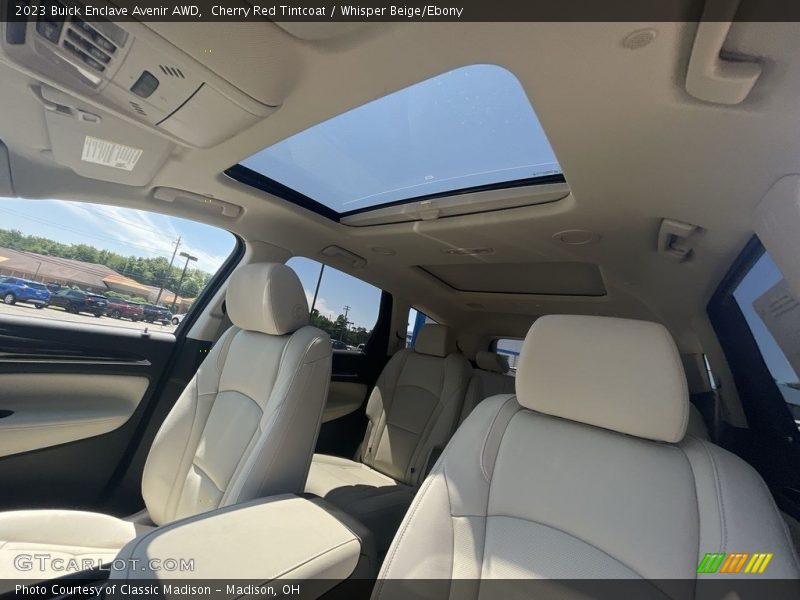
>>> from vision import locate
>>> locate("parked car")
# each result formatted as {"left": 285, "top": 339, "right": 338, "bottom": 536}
{"left": 331, "top": 339, "right": 348, "bottom": 350}
{"left": 105, "top": 297, "right": 145, "bottom": 321}
{"left": 171, "top": 313, "right": 187, "bottom": 326}
{"left": 139, "top": 303, "right": 173, "bottom": 325}
{"left": 47, "top": 289, "right": 107, "bottom": 317}
{"left": 0, "top": 277, "right": 50, "bottom": 308}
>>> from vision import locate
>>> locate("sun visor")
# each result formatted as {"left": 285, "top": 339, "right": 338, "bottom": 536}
{"left": 39, "top": 85, "right": 172, "bottom": 186}
{"left": 754, "top": 175, "right": 800, "bottom": 299}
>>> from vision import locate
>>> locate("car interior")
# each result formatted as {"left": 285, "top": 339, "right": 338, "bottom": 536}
{"left": 1, "top": 6, "right": 800, "bottom": 598}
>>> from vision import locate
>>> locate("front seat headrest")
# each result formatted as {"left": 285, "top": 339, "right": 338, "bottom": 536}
{"left": 475, "top": 351, "right": 509, "bottom": 374}
{"left": 414, "top": 324, "right": 457, "bottom": 357}
{"left": 226, "top": 263, "right": 309, "bottom": 336}
{"left": 515, "top": 315, "right": 688, "bottom": 443}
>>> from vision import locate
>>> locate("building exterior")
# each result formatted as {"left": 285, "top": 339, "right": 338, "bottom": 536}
{"left": 0, "top": 246, "right": 192, "bottom": 310}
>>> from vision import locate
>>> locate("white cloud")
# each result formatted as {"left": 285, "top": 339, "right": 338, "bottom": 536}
{"left": 304, "top": 289, "right": 337, "bottom": 321}
{"left": 53, "top": 200, "right": 225, "bottom": 272}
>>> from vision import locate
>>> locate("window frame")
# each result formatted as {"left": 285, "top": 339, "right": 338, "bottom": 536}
{"left": 707, "top": 235, "right": 799, "bottom": 442}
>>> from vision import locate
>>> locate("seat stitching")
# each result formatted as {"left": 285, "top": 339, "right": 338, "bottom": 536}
{"left": 364, "top": 350, "right": 411, "bottom": 471}
{"left": 190, "top": 461, "right": 225, "bottom": 493}
{"left": 442, "top": 456, "right": 456, "bottom": 597}
{"left": 661, "top": 325, "right": 689, "bottom": 440}
{"left": 162, "top": 327, "right": 236, "bottom": 519}
{"left": 381, "top": 421, "right": 423, "bottom": 436}
{"left": 271, "top": 538, "right": 359, "bottom": 579}
{"left": 676, "top": 439, "right": 703, "bottom": 581}
{"left": 486, "top": 514, "right": 670, "bottom": 588}
{"left": 225, "top": 336, "right": 330, "bottom": 505}
{"left": 698, "top": 438, "right": 726, "bottom": 549}
{"left": 220, "top": 334, "right": 300, "bottom": 505}
{"left": 480, "top": 397, "right": 517, "bottom": 483}
{"left": 160, "top": 374, "right": 204, "bottom": 524}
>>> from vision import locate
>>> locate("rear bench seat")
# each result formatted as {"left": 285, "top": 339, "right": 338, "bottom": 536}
{"left": 305, "top": 324, "right": 472, "bottom": 551}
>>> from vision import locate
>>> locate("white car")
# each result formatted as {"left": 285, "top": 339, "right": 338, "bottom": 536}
{"left": 171, "top": 313, "right": 186, "bottom": 326}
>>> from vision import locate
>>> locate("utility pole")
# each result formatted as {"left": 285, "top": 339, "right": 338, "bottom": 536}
{"left": 155, "top": 235, "right": 181, "bottom": 305}
{"left": 340, "top": 305, "right": 351, "bottom": 342}
{"left": 172, "top": 252, "right": 197, "bottom": 313}
{"left": 310, "top": 263, "right": 325, "bottom": 316}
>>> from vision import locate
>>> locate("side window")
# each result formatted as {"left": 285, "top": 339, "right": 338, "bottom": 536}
{"left": 0, "top": 197, "right": 236, "bottom": 331}
{"left": 407, "top": 308, "right": 437, "bottom": 347}
{"left": 287, "top": 257, "right": 381, "bottom": 350}
{"left": 492, "top": 338, "right": 523, "bottom": 375}
{"left": 732, "top": 249, "right": 800, "bottom": 429}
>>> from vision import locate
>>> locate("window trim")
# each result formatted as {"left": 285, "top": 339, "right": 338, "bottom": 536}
{"left": 707, "top": 235, "right": 799, "bottom": 442}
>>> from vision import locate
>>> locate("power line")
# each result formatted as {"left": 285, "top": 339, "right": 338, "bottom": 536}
{"left": 80, "top": 205, "right": 167, "bottom": 236}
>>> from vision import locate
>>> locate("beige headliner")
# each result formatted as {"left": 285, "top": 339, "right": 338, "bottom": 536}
{"left": 2, "top": 21, "right": 800, "bottom": 375}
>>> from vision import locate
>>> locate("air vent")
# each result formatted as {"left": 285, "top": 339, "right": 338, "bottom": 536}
{"left": 159, "top": 65, "right": 185, "bottom": 79}
{"left": 129, "top": 101, "right": 147, "bottom": 116}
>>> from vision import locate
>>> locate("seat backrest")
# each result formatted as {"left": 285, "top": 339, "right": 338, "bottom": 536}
{"left": 374, "top": 315, "right": 799, "bottom": 593}
{"left": 460, "top": 351, "right": 516, "bottom": 424}
{"left": 687, "top": 402, "right": 710, "bottom": 440}
{"left": 358, "top": 324, "right": 472, "bottom": 486}
{"left": 141, "top": 263, "right": 332, "bottom": 526}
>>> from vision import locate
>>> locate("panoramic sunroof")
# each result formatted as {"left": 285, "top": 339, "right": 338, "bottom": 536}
{"left": 229, "top": 64, "right": 563, "bottom": 218}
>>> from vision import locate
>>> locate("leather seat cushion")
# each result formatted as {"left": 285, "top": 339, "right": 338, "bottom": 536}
{"left": 306, "top": 454, "right": 416, "bottom": 552}
{"left": 0, "top": 510, "right": 151, "bottom": 579}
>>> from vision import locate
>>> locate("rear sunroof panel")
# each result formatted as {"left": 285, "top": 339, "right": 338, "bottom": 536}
{"left": 235, "top": 64, "right": 562, "bottom": 216}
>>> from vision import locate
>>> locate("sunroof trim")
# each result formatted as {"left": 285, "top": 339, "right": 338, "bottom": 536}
{"left": 231, "top": 64, "right": 563, "bottom": 221}
{"left": 226, "top": 163, "right": 568, "bottom": 224}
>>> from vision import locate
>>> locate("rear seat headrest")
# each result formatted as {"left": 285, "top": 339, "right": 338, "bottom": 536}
{"left": 226, "top": 263, "right": 309, "bottom": 336}
{"left": 415, "top": 324, "right": 457, "bottom": 357}
{"left": 515, "top": 315, "right": 689, "bottom": 443}
{"left": 476, "top": 351, "right": 509, "bottom": 374}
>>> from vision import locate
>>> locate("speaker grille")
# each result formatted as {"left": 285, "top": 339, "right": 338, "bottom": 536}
{"left": 159, "top": 65, "right": 185, "bottom": 78}
{"left": 129, "top": 101, "right": 147, "bottom": 116}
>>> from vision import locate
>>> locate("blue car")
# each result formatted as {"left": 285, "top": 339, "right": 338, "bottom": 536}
{"left": 0, "top": 276, "right": 51, "bottom": 308}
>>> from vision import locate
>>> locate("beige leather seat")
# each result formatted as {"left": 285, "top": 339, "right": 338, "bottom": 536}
{"left": 459, "top": 350, "right": 516, "bottom": 424}
{"left": 0, "top": 263, "right": 332, "bottom": 579}
{"left": 306, "top": 324, "right": 472, "bottom": 551}
{"left": 374, "top": 315, "right": 799, "bottom": 593}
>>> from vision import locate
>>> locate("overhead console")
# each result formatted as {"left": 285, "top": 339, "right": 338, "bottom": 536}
{"left": 1, "top": 0, "right": 276, "bottom": 148}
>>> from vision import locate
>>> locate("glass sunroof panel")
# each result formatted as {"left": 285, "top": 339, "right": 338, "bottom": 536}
{"left": 237, "top": 64, "right": 562, "bottom": 215}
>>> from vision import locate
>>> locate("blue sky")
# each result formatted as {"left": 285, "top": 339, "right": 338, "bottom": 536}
{"left": 0, "top": 197, "right": 235, "bottom": 273}
{"left": 241, "top": 64, "right": 560, "bottom": 213}
{"left": 733, "top": 251, "right": 798, "bottom": 384}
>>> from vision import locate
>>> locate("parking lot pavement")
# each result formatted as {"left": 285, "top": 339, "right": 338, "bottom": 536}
{"left": 0, "top": 301, "right": 177, "bottom": 333}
